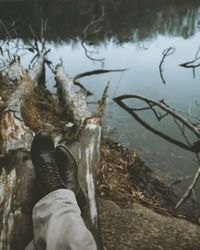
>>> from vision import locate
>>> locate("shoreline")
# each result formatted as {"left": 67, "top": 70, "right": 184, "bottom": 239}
{"left": 98, "top": 137, "right": 200, "bottom": 224}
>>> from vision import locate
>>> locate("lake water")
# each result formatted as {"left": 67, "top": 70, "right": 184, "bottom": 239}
{"left": 1, "top": 0, "right": 200, "bottom": 190}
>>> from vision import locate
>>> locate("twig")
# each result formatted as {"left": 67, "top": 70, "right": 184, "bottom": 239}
{"left": 73, "top": 81, "right": 93, "bottom": 96}
{"left": 97, "top": 81, "right": 109, "bottom": 117}
{"left": 175, "top": 153, "right": 200, "bottom": 209}
{"left": 159, "top": 47, "right": 175, "bottom": 84}
{"left": 173, "top": 118, "right": 192, "bottom": 146}
{"left": 180, "top": 58, "right": 200, "bottom": 69}
{"left": 180, "top": 45, "right": 200, "bottom": 78}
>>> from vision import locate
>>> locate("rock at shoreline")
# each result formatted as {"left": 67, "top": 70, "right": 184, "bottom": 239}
{"left": 99, "top": 199, "right": 200, "bottom": 250}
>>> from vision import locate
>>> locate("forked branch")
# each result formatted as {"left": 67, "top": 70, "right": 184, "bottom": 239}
{"left": 114, "top": 93, "right": 200, "bottom": 208}
{"left": 114, "top": 94, "right": 200, "bottom": 152}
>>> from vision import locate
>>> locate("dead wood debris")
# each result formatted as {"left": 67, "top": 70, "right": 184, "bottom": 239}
{"left": 0, "top": 75, "right": 186, "bottom": 220}
{"left": 97, "top": 138, "right": 185, "bottom": 219}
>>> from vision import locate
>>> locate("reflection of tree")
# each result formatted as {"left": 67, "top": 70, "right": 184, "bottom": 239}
{"left": 0, "top": 0, "right": 199, "bottom": 44}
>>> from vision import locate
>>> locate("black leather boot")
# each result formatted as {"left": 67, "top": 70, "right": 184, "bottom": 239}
{"left": 31, "top": 131, "right": 66, "bottom": 195}
{"left": 55, "top": 145, "right": 86, "bottom": 209}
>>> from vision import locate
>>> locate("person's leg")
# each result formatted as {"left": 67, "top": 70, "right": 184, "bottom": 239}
{"left": 28, "top": 131, "right": 97, "bottom": 250}
{"left": 32, "top": 189, "right": 96, "bottom": 250}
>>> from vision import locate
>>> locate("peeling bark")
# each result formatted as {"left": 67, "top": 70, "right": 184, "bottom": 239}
{"left": 55, "top": 65, "right": 103, "bottom": 249}
{"left": 0, "top": 53, "right": 45, "bottom": 155}
{"left": 55, "top": 64, "right": 90, "bottom": 125}
{"left": 0, "top": 53, "right": 45, "bottom": 250}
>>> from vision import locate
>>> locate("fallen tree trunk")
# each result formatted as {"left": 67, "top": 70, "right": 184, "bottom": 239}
{"left": 55, "top": 64, "right": 105, "bottom": 249}
{"left": 0, "top": 55, "right": 104, "bottom": 249}
{"left": 0, "top": 53, "right": 46, "bottom": 250}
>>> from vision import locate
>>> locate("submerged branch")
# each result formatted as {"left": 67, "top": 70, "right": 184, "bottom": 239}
{"left": 159, "top": 47, "right": 175, "bottom": 84}
{"left": 180, "top": 58, "right": 200, "bottom": 69}
{"left": 180, "top": 45, "right": 200, "bottom": 78}
{"left": 74, "top": 68, "right": 128, "bottom": 81}
{"left": 114, "top": 93, "right": 200, "bottom": 208}
{"left": 114, "top": 94, "right": 200, "bottom": 137}
{"left": 114, "top": 104, "right": 191, "bottom": 151}
{"left": 175, "top": 153, "right": 200, "bottom": 209}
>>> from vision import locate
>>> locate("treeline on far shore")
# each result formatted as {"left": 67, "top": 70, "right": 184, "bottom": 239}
{"left": 0, "top": 0, "right": 199, "bottom": 43}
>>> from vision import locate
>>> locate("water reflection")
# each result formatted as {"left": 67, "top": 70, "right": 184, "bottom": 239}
{"left": 0, "top": 0, "right": 200, "bottom": 43}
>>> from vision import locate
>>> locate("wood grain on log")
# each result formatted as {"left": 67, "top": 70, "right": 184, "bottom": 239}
{"left": 55, "top": 64, "right": 90, "bottom": 125}
{"left": 1, "top": 53, "right": 45, "bottom": 155}
{"left": 0, "top": 53, "right": 45, "bottom": 250}
{"left": 55, "top": 65, "right": 103, "bottom": 249}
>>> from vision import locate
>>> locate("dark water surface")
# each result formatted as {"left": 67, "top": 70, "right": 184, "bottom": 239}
{"left": 1, "top": 0, "right": 200, "bottom": 189}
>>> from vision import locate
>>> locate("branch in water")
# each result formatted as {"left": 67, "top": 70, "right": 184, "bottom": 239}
{"left": 159, "top": 47, "right": 175, "bottom": 84}
{"left": 74, "top": 68, "right": 128, "bottom": 81}
{"left": 180, "top": 45, "right": 200, "bottom": 78}
{"left": 114, "top": 94, "right": 200, "bottom": 152}
{"left": 175, "top": 153, "right": 200, "bottom": 209}
{"left": 114, "top": 93, "right": 200, "bottom": 208}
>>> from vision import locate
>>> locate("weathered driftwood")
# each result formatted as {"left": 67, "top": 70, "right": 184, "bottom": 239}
{"left": 55, "top": 64, "right": 105, "bottom": 249}
{"left": 0, "top": 53, "right": 45, "bottom": 250}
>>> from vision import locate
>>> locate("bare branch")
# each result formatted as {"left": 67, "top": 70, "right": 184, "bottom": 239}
{"left": 73, "top": 81, "right": 93, "bottom": 96}
{"left": 74, "top": 68, "right": 127, "bottom": 81}
{"left": 96, "top": 81, "right": 109, "bottom": 117}
{"left": 180, "top": 45, "right": 200, "bottom": 78}
{"left": 180, "top": 58, "right": 200, "bottom": 69}
{"left": 175, "top": 153, "right": 200, "bottom": 209}
{"left": 114, "top": 94, "right": 200, "bottom": 152}
{"left": 173, "top": 118, "right": 192, "bottom": 146}
{"left": 159, "top": 47, "right": 176, "bottom": 84}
